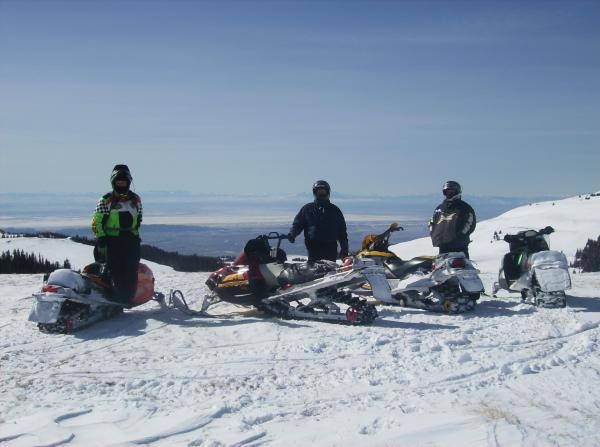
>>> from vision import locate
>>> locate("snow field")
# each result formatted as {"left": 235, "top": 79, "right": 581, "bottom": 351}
{"left": 1, "top": 269, "right": 599, "bottom": 446}
{"left": 1, "top": 194, "right": 600, "bottom": 446}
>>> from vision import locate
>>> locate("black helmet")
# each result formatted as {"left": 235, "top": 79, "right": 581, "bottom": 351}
{"left": 312, "top": 180, "right": 331, "bottom": 199}
{"left": 442, "top": 180, "right": 461, "bottom": 199}
{"left": 110, "top": 164, "right": 132, "bottom": 194}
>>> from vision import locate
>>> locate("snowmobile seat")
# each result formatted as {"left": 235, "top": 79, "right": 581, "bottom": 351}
{"left": 277, "top": 260, "right": 338, "bottom": 286}
{"left": 384, "top": 256, "right": 434, "bottom": 280}
{"left": 46, "top": 269, "right": 89, "bottom": 293}
{"left": 244, "top": 236, "right": 274, "bottom": 263}
{"left": 244, "top": 236, "right": 287, "bottom": 264}
{"left": 82, "top": 262, "right": 112, "bottom": 291}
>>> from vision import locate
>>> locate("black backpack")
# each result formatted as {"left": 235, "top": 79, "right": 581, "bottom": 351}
{"left": 244, "top": 236, "right": 272, "bottom": 263}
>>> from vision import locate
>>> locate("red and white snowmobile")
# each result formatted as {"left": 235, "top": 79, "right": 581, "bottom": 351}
{"left": 202, "top": 232, "right": 391, "bottom": 325}
{"left": 28, "top": 262, "right": 162, "bottom": 333}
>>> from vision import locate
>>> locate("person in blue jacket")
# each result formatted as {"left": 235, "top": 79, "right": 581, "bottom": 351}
{"left": 288, "top": 180, "right": 349, "bottom": 262}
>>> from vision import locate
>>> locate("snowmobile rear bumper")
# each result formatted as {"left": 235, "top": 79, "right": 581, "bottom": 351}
{"left": 455, "top": 271, "right": 485, "bottom": 293}
{"left": 29, "top": 293, "right": 64, "bottom": 324}
{"left": 533, "top": 267, "right": 571, "bottom": 292}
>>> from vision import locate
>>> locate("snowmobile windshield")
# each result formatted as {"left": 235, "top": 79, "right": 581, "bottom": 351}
{"left": 542, "top": 234, "right": 551, "bottom": 249}
{"left": 526, "top": 234, "right": 550, "bottom": 252}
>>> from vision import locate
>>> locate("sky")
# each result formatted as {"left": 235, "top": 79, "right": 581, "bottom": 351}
{"left": 1, "top": 0, "right": 599, "bottom": 197}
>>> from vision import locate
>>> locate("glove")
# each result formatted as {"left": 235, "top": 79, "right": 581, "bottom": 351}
{"left": 287, "top": 233, "right": 295, "bottom": 243}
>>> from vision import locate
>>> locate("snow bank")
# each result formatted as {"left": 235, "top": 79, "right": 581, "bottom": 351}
{"left": 390, "top": 194, "right": 600, "bottom": 273}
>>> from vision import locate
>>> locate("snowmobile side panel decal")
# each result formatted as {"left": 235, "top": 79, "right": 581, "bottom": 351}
{"left": 358, "top": 250, "right": 396, "bottom": 258}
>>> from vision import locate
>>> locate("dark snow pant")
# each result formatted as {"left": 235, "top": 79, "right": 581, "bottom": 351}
{"left": 106, "top": 233, "right": 141, "bottom": 305}
{"left": 306, "top": 240, "right": 338, "bottom": 262}
{"left": 439, "top": 243, "right": 470, "bottom": 259}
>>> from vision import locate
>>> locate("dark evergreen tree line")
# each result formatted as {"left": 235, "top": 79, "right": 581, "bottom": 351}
{"left": 1, "top": 230, "right": 222, "bottom": 272}
{"left": 139, "top": 244, "right": 222, "bottom": 272}
{"left": 0, "top": 250, "right": 71, "bottom": 274}
{"left": 572, "top": 236, "right": 600, "bottom": 273}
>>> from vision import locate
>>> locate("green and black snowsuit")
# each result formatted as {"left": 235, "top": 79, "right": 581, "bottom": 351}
{"left": 92, "top": 191, "right": 143, "bottom": 303}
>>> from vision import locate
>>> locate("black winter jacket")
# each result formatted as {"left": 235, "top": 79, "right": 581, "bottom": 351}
{"left": 430, "top": 198, "right": 476, "bottom": 248}
{"left": 290, "top": 200, "right": 349, "bottom": 255}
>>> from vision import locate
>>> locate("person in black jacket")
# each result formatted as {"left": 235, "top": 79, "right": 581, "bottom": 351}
{"left": 429, "top": 180, "right": 476, "bottom": 258}
{"left": 288, "top": 180, "right": 349, "bottom": 262}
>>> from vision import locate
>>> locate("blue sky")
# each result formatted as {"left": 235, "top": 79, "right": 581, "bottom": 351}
{"left": 1, "top": 0, "right": 599, "bottom": 196}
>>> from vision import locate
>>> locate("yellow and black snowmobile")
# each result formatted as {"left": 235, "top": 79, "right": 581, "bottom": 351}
{"left": 355, "top": 223, "right": 483, "bottom": 313}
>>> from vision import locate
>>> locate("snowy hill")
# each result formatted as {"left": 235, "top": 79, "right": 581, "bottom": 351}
{"left": 1, "top": 196, "right": 600, "bottom": 446}
{"left": 390, "top": 194, "right": 600, "bottom": 274}
{"left": 0, "top": 236, "right": 172, "bottom": 273}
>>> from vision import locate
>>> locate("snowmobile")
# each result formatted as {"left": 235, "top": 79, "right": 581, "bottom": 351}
{"left": 492, "top": 226, "right": 570, "bottom": 308}
{"left": 202, "top": 232, "right": 390, "bottom": 325}
{"left": 355, "top": 223, "right": 484, "bottom": 313}
{"left": 29, "top": 262, "right": 162, "bottom": 333}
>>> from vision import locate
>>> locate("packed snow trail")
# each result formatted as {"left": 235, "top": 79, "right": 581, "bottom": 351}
{"left": 1, "top": 270, "right": 600, "bottom": 446}
{"left": 1, "top": 194, "right": 600, "bottom": 445}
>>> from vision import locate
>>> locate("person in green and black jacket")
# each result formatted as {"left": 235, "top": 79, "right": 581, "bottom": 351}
{"left": 92, "top": 164, "right": 142, "bottom": 305}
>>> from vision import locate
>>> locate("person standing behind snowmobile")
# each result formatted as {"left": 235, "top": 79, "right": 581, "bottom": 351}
{"left": 92, "top": 164, "right": 142, "bottom": 305}
{"left": 429, "top": 180, "right": 476, "bottom": 258}
{"left": 288, "top": 180, "right": 349, "bottom": 262}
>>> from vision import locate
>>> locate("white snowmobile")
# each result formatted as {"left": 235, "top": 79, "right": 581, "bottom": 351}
{"left": 29, "top": 262, "right": 164, "bottom": 333}
{"left": 202, "top": 232, "right": 391, "bottom": 325}
{"left": 492, "top": 226, "right": 571, "bottom": 308}
{"left": 355, "top": 223, "right": 484, "bottom": 313}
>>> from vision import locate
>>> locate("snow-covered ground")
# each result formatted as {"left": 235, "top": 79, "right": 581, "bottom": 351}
{"left": 1, "top": 195, "right": 600, "bottom": 446}
{"left": 390, "top": 194, "right": 600, "bottom": 274}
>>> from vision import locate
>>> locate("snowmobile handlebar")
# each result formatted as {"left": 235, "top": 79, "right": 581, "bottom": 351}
{"left": 265, "top": 232, "right": 293, "bottom": 241}
{"left": 540, "top": 226, "right": 555, "bottom": 235}
{"left": 503, "top": 226, "right": 555, "bottom": 242}
{"left": 387, "top": 222, "right": 404, "bottom": 232}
